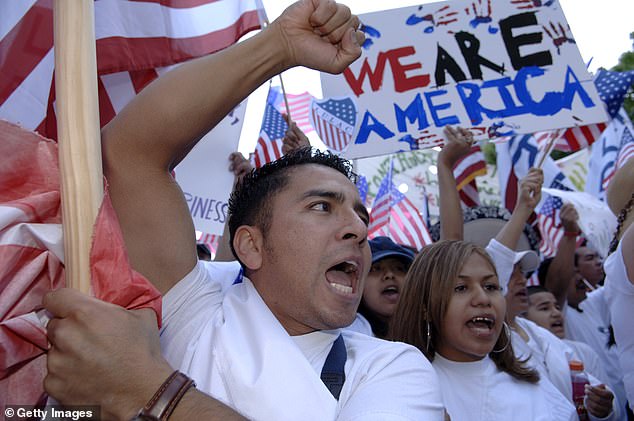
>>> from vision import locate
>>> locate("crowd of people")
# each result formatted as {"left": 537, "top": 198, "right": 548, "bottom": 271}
{"left": 40, "top": 0, "right": 633, "bottom": 420}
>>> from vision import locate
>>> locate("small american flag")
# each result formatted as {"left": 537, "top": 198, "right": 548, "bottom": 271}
{"left": 268, "top": 86, "right": 314, "bottom": 134}
{"left": 537, "top": 179, "right": 574, "bottom": 257}
{"left": 356, "top": 174, "right": 369, "bottom": 206}
{"left": 252, "top": 91, "right": 288, "bottom": 168}
{"left": 369, "top": 160, "right": 431, "bottom": 250}
{"left": 310, "top": 97, "right": 356, "bottom": 153}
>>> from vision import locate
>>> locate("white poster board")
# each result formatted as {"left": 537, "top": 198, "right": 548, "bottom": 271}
{"left": 321, "top": 0, "right": 608, "bottom": 159}
{"left": 174, "top": 102, "right": 246, "bottom": 235}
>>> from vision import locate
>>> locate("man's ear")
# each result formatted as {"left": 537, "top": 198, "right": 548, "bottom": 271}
{"left": 233, "top": 225, "right": 263, "bottom": 270}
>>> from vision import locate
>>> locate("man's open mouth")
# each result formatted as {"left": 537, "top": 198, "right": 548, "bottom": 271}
{"left": 326, "top": 260, "right": 359, "bottom": 294}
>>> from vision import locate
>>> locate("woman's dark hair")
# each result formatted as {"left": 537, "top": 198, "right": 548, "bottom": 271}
{"left": 390, "top": 240, "right": 539, "bottom": 383}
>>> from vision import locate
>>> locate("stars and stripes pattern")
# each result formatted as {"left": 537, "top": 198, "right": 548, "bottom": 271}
{"left": 594, "top": 69, "right": 634, "bottom": 118}
{"left": 356, "top": 174, "right": 369, "bottom": 206}
{"left": 252, "top": 94, "right": 287, "bottom": 168}
{"left": 496, "top": 133, "right": 578, "bottom": 258}
{"left": 310, "top": 97, "right": 356, "bottom": 153}
{"left": 267, "top": 86, "right": 314, "bottom": 134}
{"left": 0, "top": 0, "right": 263, "bottom": 140}
{"left": 251, "top": 87, "right": 288, "bottom": 168}
{"left": 538, "top": 178, "right": 575, "bottom": 257}
{"left": 368, "top": 161, "right": 432, "bottom": 251}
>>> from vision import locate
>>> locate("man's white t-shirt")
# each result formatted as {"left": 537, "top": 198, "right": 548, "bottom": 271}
{"left": 160, "top": 261, "right": 445, "bottom": 421}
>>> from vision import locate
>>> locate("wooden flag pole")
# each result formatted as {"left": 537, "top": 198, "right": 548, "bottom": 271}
{"left": 535, "top": 129, "right": 561, "bottom": 169}
{"left": 278, "top": 74, "right": 292, "bottom": 121}
{"left": 54, "top": 1, "right": 103, "bottom": 293}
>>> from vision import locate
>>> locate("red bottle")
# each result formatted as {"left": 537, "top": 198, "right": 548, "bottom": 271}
{"left": 570, "top": 360, "right": 590, "bottom": 420}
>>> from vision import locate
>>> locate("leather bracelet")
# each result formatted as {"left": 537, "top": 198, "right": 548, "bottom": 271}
{"left": 132, "top": 371, "right": 195, "bottom": 421}
{"left": 563, "top": 231, "right": 580, "bottom": 237}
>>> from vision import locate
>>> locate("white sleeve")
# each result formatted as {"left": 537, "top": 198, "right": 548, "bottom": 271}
{"left": 486, "top": 238, "right": 516, "bottom": 294}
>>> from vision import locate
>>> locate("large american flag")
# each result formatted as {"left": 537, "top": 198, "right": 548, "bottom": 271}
{"left": 267, "top": 86, "right": 314, "bottom": 134}
{"left": 0, "top": 121, "right": 161, "bottom": 406}
{"left": 252, "top": 89, "right": 287, "bottom": 168}
{"left": 0, "top": 0, "right": 264, "bottom": 139}
{"left": 310, "top": 97, "right": 356, "bottom": 153}
{"left": 368, "top": 161, "right": 432, "bottom": 251}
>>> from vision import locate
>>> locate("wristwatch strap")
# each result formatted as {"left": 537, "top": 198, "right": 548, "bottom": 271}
{"left": 133, "top": 371, "right": 195, "bottom": 421}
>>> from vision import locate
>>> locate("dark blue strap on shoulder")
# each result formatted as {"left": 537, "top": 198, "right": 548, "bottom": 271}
{"left": 320, "top": 334, "right": 347, "bottom": 400}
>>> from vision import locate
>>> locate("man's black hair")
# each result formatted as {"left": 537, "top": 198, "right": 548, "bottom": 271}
{"left": 227, "top": 147, "right": 355, "bottom": 267}
{"left": 537, "top": 257, "right": 554, "bottom": 287}
{"left": 573, "top": 238, "right": 589, "bottom": 266}
{"left": 526, "top": 284, "right": 550, "bottom": 296}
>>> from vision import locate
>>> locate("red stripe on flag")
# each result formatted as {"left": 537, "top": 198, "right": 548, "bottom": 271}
{"left": 129, "top": 69, "right": 160, "bottom": 94}
{"left": 505, "top": 170, "right": 519, "bottom": 212}
{"left": 97, "top": 77, "right": 118, "bottom": 129}
{"left": 128, "top": 0, "right": 225, "bottom": 8}
{"left": 0, "top": 0, "right": 53, "bottom": 105}
{"left": 34, "top": 77, "right": 57, "bottom": 140}
{"left": 579, "top": 125, "right": 594, "bottom": 145}
{"left": 96, "top": 11, "right": 261, "bottom": 74}
{"left": 455, "top": 161, "right": 486, "bottom": 188}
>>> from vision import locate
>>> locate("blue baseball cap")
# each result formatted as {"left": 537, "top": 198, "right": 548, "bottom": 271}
{"left": 369, "top": 236, "right": 415, "bottom": 265}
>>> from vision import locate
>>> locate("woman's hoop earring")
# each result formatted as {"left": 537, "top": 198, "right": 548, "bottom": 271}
{"left": 492, "top": 322, "right": 511, "bottom": 353}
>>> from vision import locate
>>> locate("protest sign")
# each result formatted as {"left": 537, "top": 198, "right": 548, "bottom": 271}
{"left": 321, "top": 0, "right": 608, "bottom": 159}
{"left": 175, "top": 102, "right": 246, "bottom": 235}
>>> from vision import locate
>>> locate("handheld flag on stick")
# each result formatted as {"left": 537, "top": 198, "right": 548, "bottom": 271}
{"left": 252, "top": 86, "right": 288, "bottom": 168}
{"left": 369, "top": 159, "right": 432, "bottom": 250}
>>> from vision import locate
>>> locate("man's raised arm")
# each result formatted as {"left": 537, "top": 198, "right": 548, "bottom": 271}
{"left": 101, "top": 0, "right": 363, "bottom": 293}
